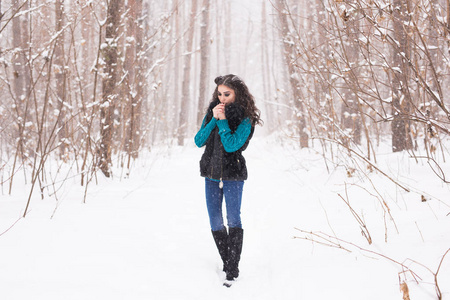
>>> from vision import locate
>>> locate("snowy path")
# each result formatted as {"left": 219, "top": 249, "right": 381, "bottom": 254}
{"left": 1, "top": 138, "right": 449, "bottom": 299}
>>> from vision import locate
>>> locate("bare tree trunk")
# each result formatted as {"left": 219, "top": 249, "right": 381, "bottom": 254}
{"left": 11, "top": 1, "right": 26, "bottom": 150}
{"left": 427, "top": 0, "right": 440, "bottom": 104}
{"left": 173, "top": 1, "right": 181, "bottom": 136}
{"left": 421, "top": 0, "right": 440, "bottom": 154}
{"left": 140, "top": 1, "right": 151, "bottom": 147}
{"left": 12, "top": 0, "right": 26, "bottom": 99}
{"left": 314, "top": 0, "right": 334, "bottom": 139}
{"left": 276, "top": 0, "right": 308, "bottom": 148}
{"left": 9, "top": 0, "right": 31, "bottom": 194}
{"left": 223, "top": 1, "right": 231, "bottom": 72}
{"left": 55, "top": 0, "right": 68, "bottom": 159}
{"left": 20, "top": 0, "right": 31, "bottom": 109}
{"left": 132, "top": 0, "right": 144, "bottom": 158}
{"left": 391, "top": 0, "right": 413, "bottom": 152}
{"left": 178, "top": 0, "right": 197, "bottom": 146}
{"left": 100, "top": 0, "right": 121, "bottom": 177}
{"left": 215, "top": 0, "right": 220, "bottom": 73}
{"left": 197, "top": 0, "right": 210, "bottom": 126}
{"left": 80, "top": 4, "right": 92, "bottom": 64}
{"left": 340, "top": 0, "right": 362, "bottom": 145}
{"left": 79, "top": 1, "right": 99, "bottom": 187}
{"left": 113, "top": 2, "right": 125, "bottom": 153}
{"left": 123, "top": 0, "right": 137, "bottom": 157}
{"left": 261, "top": 1, "right": 273, "bottom": 130}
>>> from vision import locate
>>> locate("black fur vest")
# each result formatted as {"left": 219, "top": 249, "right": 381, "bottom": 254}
{"left": 199, "top": 99, "right": 254, "bottom": 181}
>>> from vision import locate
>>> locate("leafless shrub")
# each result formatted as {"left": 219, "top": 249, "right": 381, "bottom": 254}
{"left": 295, "top": 228, "right": 450, "bottom": 299}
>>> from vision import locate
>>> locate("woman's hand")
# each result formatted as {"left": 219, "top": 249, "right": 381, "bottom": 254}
{"left": 213, "top": 103, "right": 226, "bottom": 120}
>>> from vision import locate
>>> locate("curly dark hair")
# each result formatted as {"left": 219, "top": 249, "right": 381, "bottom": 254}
{"left": 210, "top": 74, "right": 263, "bottom": 126}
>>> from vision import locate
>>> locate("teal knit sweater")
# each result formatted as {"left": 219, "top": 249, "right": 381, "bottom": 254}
{"left": 195, "top": 116, "right": 252, "bottom": 153}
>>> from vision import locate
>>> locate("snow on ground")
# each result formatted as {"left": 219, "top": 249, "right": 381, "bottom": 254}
{"left": 0, "top": 135, "right": 449, "bottom": 300}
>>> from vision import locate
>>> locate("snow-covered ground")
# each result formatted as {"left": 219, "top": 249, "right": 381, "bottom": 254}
{"left": 1, "top": 135, "right": 449, "bottom": 299}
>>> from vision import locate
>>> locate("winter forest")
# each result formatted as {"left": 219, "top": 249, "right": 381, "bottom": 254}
{"left": 1, "top": 0, "right": 450, "bottom": 299}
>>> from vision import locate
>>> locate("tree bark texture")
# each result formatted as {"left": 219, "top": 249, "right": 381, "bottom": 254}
{"left": 174, "top": 2, "right": 181, "bottom": 131}
{"left": 340, "top": 0, "right": 362, "bottom": 145}
{"left": 391, "top": 0, "right": 413, "bottom": 152}
{"left": 11, "top": 0, "right": 31, "bottom": 160}
{"left": 123, "top": 0, "right": 137, "bottom": 144}
{"left": 276, "top": 0, "right": 309, "bottom": 148}
{"left": 132, "top": 0, "right": 144, "bottom": 157}
{"left": 100, "top": 0, "right": 121, "bottom": 177}
{"left": 55, "top": 0, "right": 68, "bottom": 158}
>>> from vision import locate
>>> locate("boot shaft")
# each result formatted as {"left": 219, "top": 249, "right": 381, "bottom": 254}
{"left": 212, "top": 228, "right": 229, "bottom": 270}
{"left": 227, "top": 227, "right": 243, "bottom": 280}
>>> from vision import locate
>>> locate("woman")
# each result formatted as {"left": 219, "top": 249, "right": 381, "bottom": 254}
{"left": 194, "top": 74, "right": 262, "bottom": 285}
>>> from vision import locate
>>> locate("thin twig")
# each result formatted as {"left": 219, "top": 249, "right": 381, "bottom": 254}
{"left": 294, "top": 228, "right": 422, "bottom": 280}
{"left": 414, "top": 221, "right": 425, "bottom": 242}
{"left": 434, "top": 248, "right": 450, "bottom": 300}
{"left": 0, "top": 217, "right": 22, "bottom": 237}
{"left": 338, "top": 191, "right": 372, "bottom": 245}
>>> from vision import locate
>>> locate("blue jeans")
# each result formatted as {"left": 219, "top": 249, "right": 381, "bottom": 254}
{"left": 205, "top": 178, "right": 244, "bottom": 231}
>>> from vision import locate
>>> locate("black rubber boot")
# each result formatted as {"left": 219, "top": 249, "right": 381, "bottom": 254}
{"left": 226, "top": 227, "right": 243, "bottom": 281}
{"left": 211, "top": 227, "right": 229, "bottom": 272}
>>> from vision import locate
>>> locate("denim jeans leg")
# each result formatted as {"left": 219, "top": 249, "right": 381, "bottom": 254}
{"left": 205, "top": 178, "right": 225, "bottom": 231}
{"left": 223, "top": 180, "right": 244, "bottom": 229}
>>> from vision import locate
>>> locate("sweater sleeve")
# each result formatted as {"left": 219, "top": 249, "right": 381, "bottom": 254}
{"left": 216, "top": 118, "right": 252, "bottom": 153}
{"left": 194, "top": 115, "right": 217, "bottom": 147}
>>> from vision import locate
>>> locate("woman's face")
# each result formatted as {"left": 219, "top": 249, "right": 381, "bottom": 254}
{"left": 217, "top": 85, "right": 236, "bottom": 105}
